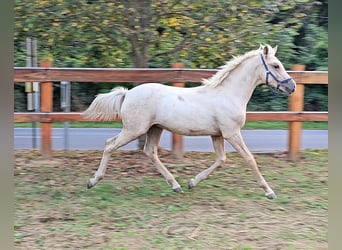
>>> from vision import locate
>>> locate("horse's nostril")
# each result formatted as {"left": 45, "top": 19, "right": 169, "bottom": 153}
{"left": 285, "top": 86, "right": 295, "bottom": 94}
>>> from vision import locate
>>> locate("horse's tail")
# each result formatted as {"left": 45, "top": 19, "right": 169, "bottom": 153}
{"left": 83, "top": 87, "right": 128, "bottom": 121}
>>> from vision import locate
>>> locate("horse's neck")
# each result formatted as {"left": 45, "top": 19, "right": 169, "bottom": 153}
{"left": 220, "top": 56, "right": 261, "bottom": 106}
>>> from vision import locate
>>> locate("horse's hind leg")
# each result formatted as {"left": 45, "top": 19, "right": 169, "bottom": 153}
{"left": 188, "top": 136, "right": 226, "bottom": 189}
{"left": 225, "top": 132, "right": 276, "bottom": 199}
{"left": 87, "top": 130, "right": 139, "bottom": 189}
{"left": 143, "top": 125, "right": 182, "bottom": 193}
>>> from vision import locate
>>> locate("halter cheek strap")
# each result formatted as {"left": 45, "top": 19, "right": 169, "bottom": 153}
{"left": 260, "top": 54, "right": 293, "bottom": 89}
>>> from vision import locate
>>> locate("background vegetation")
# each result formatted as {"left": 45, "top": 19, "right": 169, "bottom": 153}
{"left": 14, "top": 0, "right": 328, "bottom": 113}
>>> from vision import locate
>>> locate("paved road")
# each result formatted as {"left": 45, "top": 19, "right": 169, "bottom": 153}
{"left": 14, "top": 128, "right": 328, "bottom": 153}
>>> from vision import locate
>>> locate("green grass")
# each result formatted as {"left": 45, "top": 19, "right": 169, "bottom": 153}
{"left": 243, "top": 121, "right": 328, "bottom": 129}
{"left": 14, "top": 121, "right": 123, "bottom": 128}
{"left": 14, "top": 149, "right": 328, "bottom": 249}
{"left": 14, "top": 121, "right": 328, "bottom": 129}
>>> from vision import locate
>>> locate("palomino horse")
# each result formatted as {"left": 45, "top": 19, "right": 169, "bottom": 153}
{"left": 83, "top": 44, "right": 296, "bottom": 199}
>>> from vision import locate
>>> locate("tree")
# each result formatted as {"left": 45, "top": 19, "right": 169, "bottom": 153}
{"left": 15, "top": 0, "right": 313, "bottom": 69}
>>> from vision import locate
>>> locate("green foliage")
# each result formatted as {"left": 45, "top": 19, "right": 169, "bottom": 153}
{"left": 292, "top": 0, "right": 328, "bottom": 70}
{"left": 248, "top": 85, "right": 290, "bottom": 111}
{"left": 296, "top": 23, "right": 328, "bottom": 71}
{"left": 304, "top": 85, "right": 328, "bottom": 111}
{"left": 15, "top": 0, "right": 326, "bottom": 69}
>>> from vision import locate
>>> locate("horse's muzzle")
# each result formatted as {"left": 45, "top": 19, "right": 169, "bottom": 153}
{"left": 285, "top": 85, "right": 296, "bottom": 94}
{"left": 283, "top": 79, "right": 296, "bottom": 95}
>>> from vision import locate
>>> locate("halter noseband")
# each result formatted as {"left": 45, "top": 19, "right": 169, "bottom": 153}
{"left": 260, "top": 53, "right": 293, "bottom": 91}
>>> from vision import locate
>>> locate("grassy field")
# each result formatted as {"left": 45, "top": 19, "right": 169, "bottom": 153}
{"left": 14, "top": 121, "right": 328, "bottom": 129}
{"left": 14, "top": 149, "right": 327, "bottom": 249}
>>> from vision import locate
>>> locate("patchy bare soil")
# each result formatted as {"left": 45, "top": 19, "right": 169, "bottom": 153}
{"left": 14, "top": 149, "right": 328, "bottom": 250}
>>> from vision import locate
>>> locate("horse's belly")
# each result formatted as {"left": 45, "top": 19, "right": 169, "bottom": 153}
{"left": 157, "top": 119, "right": 220, "bottom": 136}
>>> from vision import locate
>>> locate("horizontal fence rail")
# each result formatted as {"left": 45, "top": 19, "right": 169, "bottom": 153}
{"left": 13, "top": 111, "right": 328, "bottom": 123}
{"left": 14, "top": 65, "right": 328, "bottom": 161}
{"left": 14, "top": 67, "right": 328, "bottom": 84}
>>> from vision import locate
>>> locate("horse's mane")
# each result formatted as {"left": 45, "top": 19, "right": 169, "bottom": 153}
{"left": 202, "top": 47, "right": 261, "bottom": 87}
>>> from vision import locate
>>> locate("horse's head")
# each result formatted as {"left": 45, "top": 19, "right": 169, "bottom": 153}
{"left": 259, "top": 44, "right": 296, "bottom": 95}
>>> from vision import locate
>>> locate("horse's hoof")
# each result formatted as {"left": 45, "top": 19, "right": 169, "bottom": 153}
{"left": 188, "top": 179, "right": 195, "bottom": 189}
{"left": 173, "top": 187, "right": 183, "bottom": 193}
{"left": 87, "top": 179, "right": 94, "bottom": 189}
{"left": 265, "top": 191, "right": 276, "bottom": 199}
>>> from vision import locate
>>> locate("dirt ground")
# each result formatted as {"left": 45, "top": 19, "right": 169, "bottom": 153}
{"left": 14, "top": 149, "right": 328, "bottom": 250}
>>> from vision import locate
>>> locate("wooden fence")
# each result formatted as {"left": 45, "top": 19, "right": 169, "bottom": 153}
{"left": 14, "top": 61, "right": 328, "bottom": 161}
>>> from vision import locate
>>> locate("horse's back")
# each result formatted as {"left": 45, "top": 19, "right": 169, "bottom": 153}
{"left": 120, "top": 83, "right": 174, "bottom": 122}
{"left": 124, "top": 82, "right": 200, "bottom": 107}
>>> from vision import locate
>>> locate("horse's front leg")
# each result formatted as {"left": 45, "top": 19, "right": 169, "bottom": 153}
{"left": 226, "top": 132, "right": 276, "bottom": 199}
{"left": 188, "top": 136, "right": 226, "bottom": 189}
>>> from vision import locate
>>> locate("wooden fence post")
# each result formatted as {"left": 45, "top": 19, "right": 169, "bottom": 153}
{"left": 171, "top": 62, "right": 185, "bottom": 158}
{"left": 40, "top": 60, "right": 53, "bottom": 158}
{"left": 288, "top": 64, "right": 305, "bottom": 162}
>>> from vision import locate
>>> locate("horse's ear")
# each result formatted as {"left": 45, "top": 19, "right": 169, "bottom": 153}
{"left": 273, "top": 45, "right": 278, "bottom": 54}
{"left": 263, "top": 45, "right": 269, "bottom": 56}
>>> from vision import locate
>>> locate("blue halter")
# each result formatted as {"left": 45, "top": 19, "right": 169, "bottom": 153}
{"left": 260, "top": 53, "right": 293, "bottom": 92}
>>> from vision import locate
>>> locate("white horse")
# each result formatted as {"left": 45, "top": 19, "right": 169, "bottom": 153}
{"left": 83, "top": 44, "right": 296, "bottom": 199}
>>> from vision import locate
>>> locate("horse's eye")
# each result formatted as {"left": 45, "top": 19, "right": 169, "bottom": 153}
{"left": 273, "top": 64, "right": 280, "bottom": 69}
